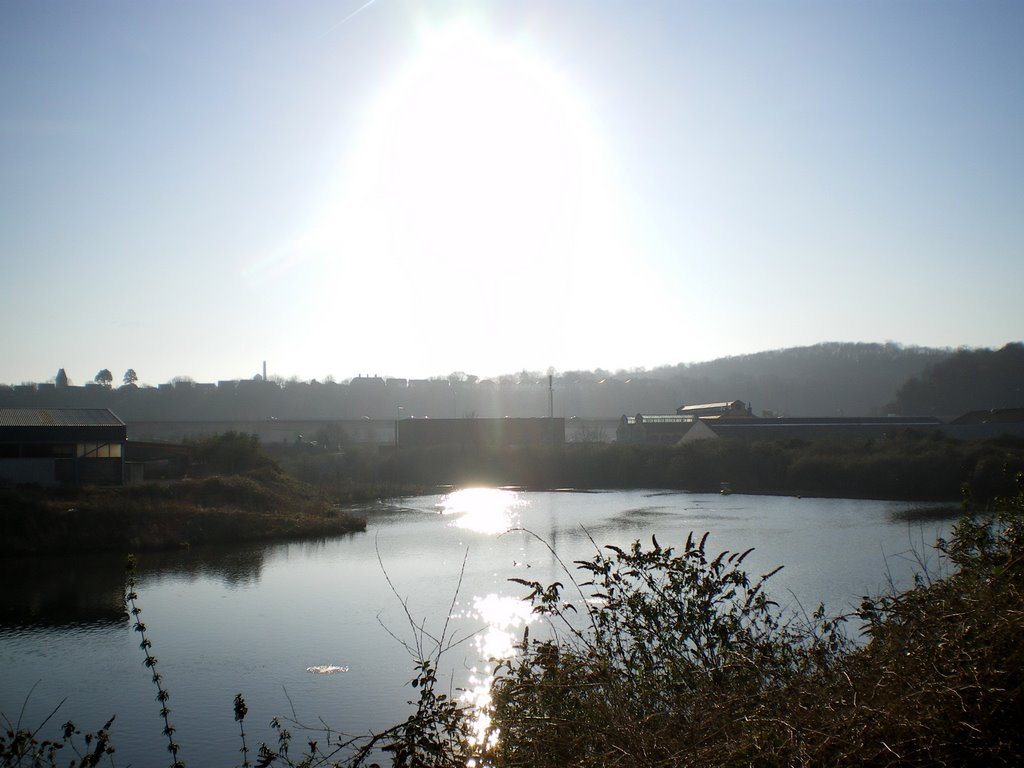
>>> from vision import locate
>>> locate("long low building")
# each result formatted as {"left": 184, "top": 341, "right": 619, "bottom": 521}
{"left": 397, "top": 417, "right": 564, "bottom": 449}
{"left": 617, "top": 410, "right": 946, "bottom": 445}
{"left": 616, "top": 414, "right": 720, "bottom": 445}
{"left": 0, "top": 408, "right": 127, "bottom": 485}
{"left": 708, "top": 416, "right": 944, "bottom": 442}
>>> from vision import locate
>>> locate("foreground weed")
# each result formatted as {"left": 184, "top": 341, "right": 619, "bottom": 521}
{"left": 125, "top": 554, "right": 184, "bottom": 768}
{"left": 0, "top": 685, "right": 115, "bottom": 768}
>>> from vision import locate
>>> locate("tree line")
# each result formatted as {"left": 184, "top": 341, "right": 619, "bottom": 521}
{"left": 276, "top": 429, "right": 1024, "bottom": 503}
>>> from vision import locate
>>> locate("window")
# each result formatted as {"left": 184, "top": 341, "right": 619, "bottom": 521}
{"left": 23, "top": 444, "right": 75, "bottom": 458}
{"left": 76, "top": 443, "right": 122, "bottom": 458}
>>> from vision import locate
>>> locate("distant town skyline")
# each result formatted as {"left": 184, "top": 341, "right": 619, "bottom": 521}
{"left": 2, "top": 1, "right": 1022, "bottom": 387}
{"left": 8, "top": 338, "right": 1020, "bottom": 390}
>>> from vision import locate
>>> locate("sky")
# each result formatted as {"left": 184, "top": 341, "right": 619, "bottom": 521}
{"left": 2, "top": 0, "right": 1022, "bottom": 387}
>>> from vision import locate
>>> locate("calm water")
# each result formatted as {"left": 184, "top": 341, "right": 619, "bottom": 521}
{"left": 0, "top": 490, "right": 957, "bottom": 767}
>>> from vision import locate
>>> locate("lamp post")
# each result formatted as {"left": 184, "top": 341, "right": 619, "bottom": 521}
{"left": 395, "top": 406, "right": 404, "bottom": 447}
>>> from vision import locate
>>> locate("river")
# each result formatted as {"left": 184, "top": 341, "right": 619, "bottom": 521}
{"left": 0, "top": 489, "right": 958, "bottom": 767}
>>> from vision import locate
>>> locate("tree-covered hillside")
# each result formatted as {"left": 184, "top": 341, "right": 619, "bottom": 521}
{"left": 890, "top": 342, "right": 1024, "bottom": 419}
{"left": 647, "top": 341, "right": 952, "bottom": 416}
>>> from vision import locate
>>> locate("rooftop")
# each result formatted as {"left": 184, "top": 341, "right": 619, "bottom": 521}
{"left": 0, "top": 408, "right": 125, "bottom": 428}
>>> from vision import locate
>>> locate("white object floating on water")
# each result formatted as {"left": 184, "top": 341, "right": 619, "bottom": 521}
{"left": 306, "top": 665, "right": 349, "bottom": 675}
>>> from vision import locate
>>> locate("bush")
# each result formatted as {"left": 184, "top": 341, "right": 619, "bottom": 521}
{"left": 487, "top": 533, "right": 847, "bottom": 767}
{"left": 188, "top": 431, "right": 278, "bottom": 476}
{"left": 485, "top": 479, "right": 1024, "bottom": 767}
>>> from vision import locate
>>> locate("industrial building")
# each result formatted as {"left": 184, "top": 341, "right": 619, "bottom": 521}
{"left": 0, "top": 408, "right": 127, "bottom": 486}
{"left": 617, "top": 401, "right": 752, "bottom": 444}
{"left": 676, "top": 400, "right": 756, "bottom": 419}
{"left": 619, "top": 401, "right": 945, "bottom": 444}
{"left": 616, "top": 414, "right": 719, "bottom": 445}
{"left": 397, "top": 417, "right": 564, "bottom": 449}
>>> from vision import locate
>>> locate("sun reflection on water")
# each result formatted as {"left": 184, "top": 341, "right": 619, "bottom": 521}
{"left": 432, "top": 488, "right": 538, "bottom": 756}
{"left": 460, "top": 592, "right": 537, "bottom": 755}
{"left": 436, "top": 487, "right": 525, "bottom": 535}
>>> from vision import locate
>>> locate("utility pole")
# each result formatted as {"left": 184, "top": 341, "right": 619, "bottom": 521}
{"left": 549, "top": 373, "right": 557, "bottom": 446}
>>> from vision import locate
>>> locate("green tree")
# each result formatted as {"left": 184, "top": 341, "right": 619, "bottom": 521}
{"left": 122, "top": 368, "right": 138, "bottom": 386}
{"left": 94, "top": 369, "right": 113, "bottom": 388}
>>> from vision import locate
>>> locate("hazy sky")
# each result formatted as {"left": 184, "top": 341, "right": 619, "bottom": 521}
{"left": 2, "top": 1, "right": 1022, "bottom": 386}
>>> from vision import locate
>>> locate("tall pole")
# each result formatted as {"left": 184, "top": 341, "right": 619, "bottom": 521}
{"left": 549, "top": 374, "right": 556, "bottom": 446}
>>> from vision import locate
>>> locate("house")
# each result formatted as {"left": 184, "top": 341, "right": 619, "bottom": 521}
{"left": 0, "top": 408, "right": 127, "bottom": 486}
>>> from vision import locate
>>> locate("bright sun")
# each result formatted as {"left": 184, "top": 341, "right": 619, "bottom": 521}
{"left": 363, "top": 23, "right": 593, "bottom": 285}
{"left": 297, "top": 20, "right": 637, "bottom": 377}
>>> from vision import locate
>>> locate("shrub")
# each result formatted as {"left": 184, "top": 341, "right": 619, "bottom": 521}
{"left": 188, "top": 432, "right": 278, "bottom": 476}
{"left": 486, "top": 479, "right": 1024, "bottom": 767}
{"left": 487, "top": 533, "right": 847, "bottom": 767}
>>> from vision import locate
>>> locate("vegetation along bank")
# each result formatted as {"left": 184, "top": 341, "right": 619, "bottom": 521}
{"left": 0, "top": 433, "right": 367, "bottom": 556}
{"left": 285, "top": 429, "right": 1024, "bottom": 502}
{"left": 5, "top": 480, "right": 1022, "bottom": 766}
{"left": 4, "top": 429, "right": 1022, "bottom": 556}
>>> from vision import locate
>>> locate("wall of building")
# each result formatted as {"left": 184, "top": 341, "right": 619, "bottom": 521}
{"left": 398, "top": 418, "right": 565, "bottom": 449}
{"left": 0, "top": 458, "right": 58, "bottom": 485}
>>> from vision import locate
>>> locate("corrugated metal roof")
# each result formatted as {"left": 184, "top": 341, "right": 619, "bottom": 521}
{"left": 0, "top": 408, "right": 125, "bottom": 428}
{"left": 678, "top": 401, "right": 742, "bottom": 412}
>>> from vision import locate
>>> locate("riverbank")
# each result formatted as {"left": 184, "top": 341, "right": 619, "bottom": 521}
{"left": 279, "top": 431, "right": 1024, "bottom": 503}
{"left": 0, "top": 468, "right": 367, "bottom": 556}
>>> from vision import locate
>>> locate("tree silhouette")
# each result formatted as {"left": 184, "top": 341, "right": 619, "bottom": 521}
{"left": 95, "top": 369, "right": 113, "bottom": 388}
{"left": 123, "top": 368, "right": 138, "bottom": 386}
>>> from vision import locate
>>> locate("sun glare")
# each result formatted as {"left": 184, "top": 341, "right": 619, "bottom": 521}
{"left": 288, "top": 19, "right": 640, "bottom": 376}
{"left": 437, "top": 486, "right": 523, "bottom": 534}
{"left": 360, "top": 23, "right": 592, "bottom": 288}
{"left": 381, "top": 25, "right": 581, "bottom": 237}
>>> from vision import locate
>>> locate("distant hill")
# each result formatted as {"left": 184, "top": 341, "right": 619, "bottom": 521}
{"left": 888, "top": 342, "right": 1024, "bottom": 420}
{"left": 643, "top": 342, "right": 953, "bottom": 417}
{"left": 6, "top": 342, "right": 1019, "bottom": 422}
